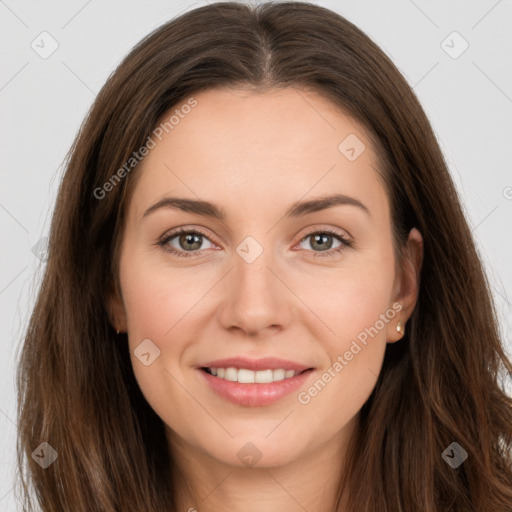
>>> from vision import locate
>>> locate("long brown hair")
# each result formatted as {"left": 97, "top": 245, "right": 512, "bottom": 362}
{"left": 16, "top": 1, "right": 512, "bottom": 510}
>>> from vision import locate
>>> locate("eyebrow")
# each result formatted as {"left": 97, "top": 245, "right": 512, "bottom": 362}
{"left": 142, "top": 193, "right": 370, "bottom": 220}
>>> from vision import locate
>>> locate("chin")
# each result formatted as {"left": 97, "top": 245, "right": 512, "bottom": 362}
{"left": 204, "top": 435, "right": 308, "bottom": 469}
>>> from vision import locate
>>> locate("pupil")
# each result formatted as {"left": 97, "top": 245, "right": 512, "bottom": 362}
{"left": 181, "top": 233, "right": 201, "bottom": 250}
{"left": 312, "top": 234, "right": 332, "bottom": 251}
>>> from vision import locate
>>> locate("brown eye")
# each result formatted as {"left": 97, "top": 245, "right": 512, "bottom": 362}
{"left": 298, "top": 229, "right": 352, "bottom": 257}
{"left": 175, "top": 232, "right": 203, "bottom": 251}
{"left": 158, "top": 228, "right": 214, "bottom": 257}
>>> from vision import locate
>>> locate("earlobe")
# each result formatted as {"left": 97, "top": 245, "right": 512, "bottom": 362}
{"left": 386, "top": 303, "right": 406, "bottom": 343}
{"left": 106, "top": 281, "right": 127, "bottom": 333}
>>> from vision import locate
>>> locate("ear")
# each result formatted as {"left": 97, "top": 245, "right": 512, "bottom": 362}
{"left": 386, "top": 227, "right": 423, "bottom": 343}
{"left": 106, "top": 278, "right": 128, "bottom": 333}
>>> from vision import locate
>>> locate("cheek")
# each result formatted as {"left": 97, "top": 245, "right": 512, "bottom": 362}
{"left": 296, "top": 252, "right": 396, "bottom": 350}
{"left": 120, "top": 250, "right": 208, "bottom": 342}
{"left": 118, "top": 256, "right": 205, "bottom": 428}
{"left": 293, "top": 253, "right": 396, "bottom": 411}
{"left": 119, "top": 253, "right": 217, "bottom": 398}
{"left": 326, "top": 278, "right": 393, "bottom": 347}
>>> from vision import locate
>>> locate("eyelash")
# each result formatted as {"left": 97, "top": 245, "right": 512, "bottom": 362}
{"left": 157, "top": 226, "right": 353, "bottom": 259}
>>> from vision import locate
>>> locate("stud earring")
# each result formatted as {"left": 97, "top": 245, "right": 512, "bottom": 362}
{"left": 396, "top": 320, "right": 404, "bottom": 335}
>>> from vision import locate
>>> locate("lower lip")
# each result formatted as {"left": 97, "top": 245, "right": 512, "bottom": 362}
{"left": 198, "top": 368, "right": 314, "bottom": 407}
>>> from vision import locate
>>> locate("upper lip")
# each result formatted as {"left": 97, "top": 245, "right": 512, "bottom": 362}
{"left": 197, "top": 357, "right": 313, "bottom": 372}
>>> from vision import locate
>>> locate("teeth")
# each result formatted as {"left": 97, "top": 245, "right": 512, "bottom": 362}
{"left": 225, "top": 367, "right": 238, "bottom": 382}
{"left": 206, "top": 367, "right": 302, "bottom": 383}
{"left": 255, "top": 369, "right": 273, "bottom": 383}
{"left": 272, "top": 369, "right": 285, "bottom": 381}
{"left": 238, "top": 369, "right": 255, "bottom": 383}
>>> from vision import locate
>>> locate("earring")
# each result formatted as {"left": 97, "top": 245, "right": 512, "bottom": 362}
{"left": 396, "top": 320, "right": 405, "bottom": 335}
{"left": 116, "top": 330, "right": 120, "bottom": 335}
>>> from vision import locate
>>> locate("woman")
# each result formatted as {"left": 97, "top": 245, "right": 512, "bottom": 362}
{"left": 16, "top": 1, "right": 512, "bottom": 511}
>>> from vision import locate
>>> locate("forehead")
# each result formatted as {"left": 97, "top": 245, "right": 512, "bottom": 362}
{"left": 127, "top": 86, "right": 388, "bottom": 222}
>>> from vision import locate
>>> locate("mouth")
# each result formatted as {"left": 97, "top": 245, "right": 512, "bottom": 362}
{"left": 200, "top": 366, "right": 312, "bottom": 383}
{"left": 196, "top": 357, "right": 315, "bottom": 407}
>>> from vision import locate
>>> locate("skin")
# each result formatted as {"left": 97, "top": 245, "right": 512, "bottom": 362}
{"left": 109, "top": 86, "right": 423, "bottom": 512}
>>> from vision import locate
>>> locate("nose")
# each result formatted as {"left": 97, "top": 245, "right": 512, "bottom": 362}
{"left": 217, "top": 245, "right": 292, "bottom": 337}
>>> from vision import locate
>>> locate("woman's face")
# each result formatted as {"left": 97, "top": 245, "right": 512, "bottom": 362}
{"left": 110, "top": 86, "right": 422, "bottom": 469}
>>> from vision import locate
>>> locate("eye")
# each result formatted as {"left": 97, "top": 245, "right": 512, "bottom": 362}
{"left": 297, "top": 228, "right": 352, "bottom": 257}
{"left": 157, "top": 227, "right": 352, "bottom": 259}
{"left": 157, "top": 227, "right": 215, "bottom": 258}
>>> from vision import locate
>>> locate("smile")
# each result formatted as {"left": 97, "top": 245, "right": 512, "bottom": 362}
{"left": 198, "top": 366, "right": 314, "bottom": 407}
{"left": 202, "top": 367, "right": 305, "bottom": 383}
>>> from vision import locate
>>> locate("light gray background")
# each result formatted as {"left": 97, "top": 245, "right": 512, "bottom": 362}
{"left": 1, "top": 0, "right": 511, "bottom": 509}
